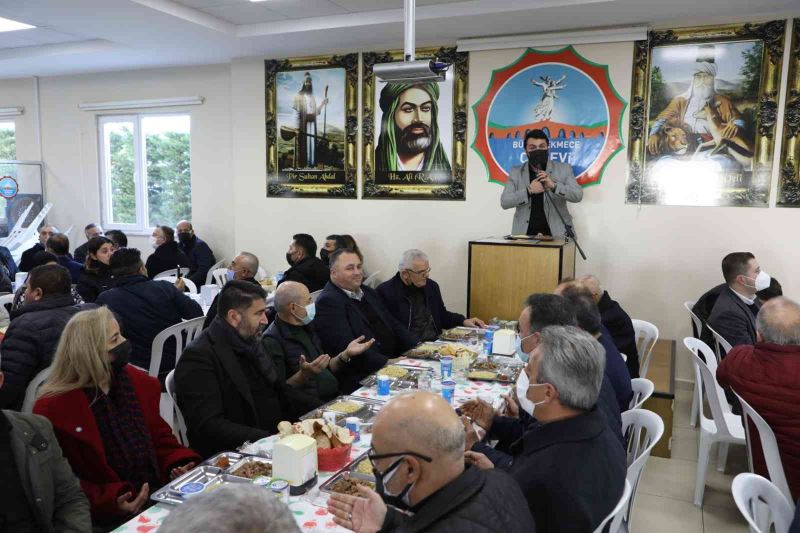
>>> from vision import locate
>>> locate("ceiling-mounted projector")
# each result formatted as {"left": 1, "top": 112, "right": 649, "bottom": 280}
{"left": 374, "top": 0, "right": 450, "bottom": 84}
{"left": 374, "top": 59, "right": 449, "bottom": 83}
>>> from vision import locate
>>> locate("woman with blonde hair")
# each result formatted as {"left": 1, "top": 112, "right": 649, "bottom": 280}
{"left": 34, "top": 307, "right": 200, "bottom": 528}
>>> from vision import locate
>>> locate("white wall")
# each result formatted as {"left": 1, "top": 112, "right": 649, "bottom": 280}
{"left": 0, "top": 77, "right": 37, "bottom": 160}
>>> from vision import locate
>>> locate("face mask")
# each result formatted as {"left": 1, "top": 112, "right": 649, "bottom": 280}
{"left": 374, "top": 457, "right": 415, "bottom": 511}
{"left": 293, "top": 303, "right": 315, "bottom": 325}
{"left": 743, "top": 270, "right": 771, "bottom": 292}
{"left": 109, "top": 340, "right": 131, "bottom": 371}
{"left": 516, "top": 371, "right": 547, "bottom": 417}
{"left": 320, "top": 249, "right": 330, "bottom": 264}
{"left": 515, "top": 333, "right": 535, "bottom": 362}
{"left": 527, "top": 149, "right": 549, "bottom": 170}
{"left": 150, "top": 236, "right": 159, "bottom": 250}
{"left": 226, "top": 269, "right": 236, "bottom": 282}
{"left": 177, "top": 232, "right": 193, "bottom": 245}
{"left": 286, "top": 253, "right": 295, "bottom": 267}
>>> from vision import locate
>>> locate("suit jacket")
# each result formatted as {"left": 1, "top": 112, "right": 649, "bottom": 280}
{"left": 708, "top": 286, "right": 759, "bottom": 348}
{"left": 500, "top": 160, "right": 583, "bottom": 237}
{"left": 598, "top": 327, "right": 634, "bottom": 412}
{"left": 598, "top": 290, "right": 640, "bottom": 378}
{"left": 717, "top": 342, "right": 800, "bottom": 500}
{"left": 376, "top": 273, "right": 465, "bottom": 336}
{"left": 19, "top": 243, "right": 45, "bottom": 273}
{"left": 692, "top": 283, "right": 726, "bottom": 349}
{"left": 178, "top": 236, "right": 216, "bottom": 287}
{"left": 5, "top": 410, "right": 91, "bottom": 532}
{"left": 315, "top": 281, "right": 418, "bottom": 393}
{"left": 33, "top": 366, "right": 200, "bottom": 524}
{"left": 145, "top": 241, "right": 191, "bottom": 280}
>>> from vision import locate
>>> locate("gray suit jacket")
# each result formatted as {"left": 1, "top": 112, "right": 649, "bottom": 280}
{"left": 708, "top": 286, "right": 759, "bottom": 348}
{"left": 500, "top": 160, "right": 583, "bottom": 237}
{"left": 6, "top": 410, "right": 91, "bottom": 532}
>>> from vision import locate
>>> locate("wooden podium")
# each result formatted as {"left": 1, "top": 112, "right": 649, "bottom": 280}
{"left": 467, "top": 238, "right": 576, "bottom": 321}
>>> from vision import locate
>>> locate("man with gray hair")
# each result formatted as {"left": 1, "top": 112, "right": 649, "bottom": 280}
{"left": 158, "top": 483, "right": 300, "bottom": 533}
{"left": 377, "top": 249, "right": 485, "bottom": 342}
{"left": 327, "top": 391, "right": 534, "bottom": 532}
{"left": 203, "top": 252, "right": 261, "bottom": 329}
{"left": 718, "top": 296, "right": 800, "bottom": 500}
{"left": 465, "top": 325, "right": 626, "bottom": 532}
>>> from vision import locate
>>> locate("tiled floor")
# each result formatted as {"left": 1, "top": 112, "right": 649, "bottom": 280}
{"left": 629, "top": 387, "right": 749, "bottom": 532}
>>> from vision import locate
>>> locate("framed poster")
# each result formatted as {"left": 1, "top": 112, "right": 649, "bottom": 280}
{"left": 472, "top": 46, "right": 626, "bottom": 187}
{"left": 626, "top": 21, "right": 786, "bottom": 206}
{"left": 265, "top": 54, "right": 358, "bottom": 198}
{"left": 778, "top": 19, "right": 800, "bottom": 207}
{"left": 362, "top": 47, "right": 468, "bottom": 199}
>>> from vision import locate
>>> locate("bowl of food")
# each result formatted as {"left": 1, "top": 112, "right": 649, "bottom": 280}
{"left": 278, "top": 418, "right": 355, "bottom": 472}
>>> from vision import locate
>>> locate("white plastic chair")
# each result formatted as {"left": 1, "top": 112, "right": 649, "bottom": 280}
{"left": 631, "top": 319, "right": 659, "bottom": 379}
{"left": 684, "top": 300, "right": 703, "bottom": 337}
{"left": 205, "top": 259, "right": 226, "bottom": 286}
{"left": 310, "top": 289, "right": 323, "bottom": 303}
{"left": 165, "top": 370, "right": 190, "bottom": 446}
{"left": 154, "top": 267, "right": 191, "bottom": 280}
{"left": 687, "top": 345, "right": 746, "bottom": 506}
{"left": 22, "top": 366, "right": 52, "bottom": 413}
{"left": 211, "top": 267, "right": 227, "bottom": 287}
{"left": 593, "top": 479, "right": 632, "bottom": 533}
{"left": 733, "top": 391, "right": 792, "bottom": 504}
{"left": 732, "top": 473, "right": 793, "bottom": 533}
{"left": 621, "top": 409, "right": 664, "bottom": 526}
{"left": 364, "top": 271, "right": 381, "bottom": 289}
{"left": 628, "top": 378, "right": 655, "bottom": 411}
{"left": 683, "top": 301, "right": 704, "bottom": 427}
{"left": 159, "top": 276, "right": 198, "bottom": 294}
{"left": 708, "top": 324, "right": 733, "bottom": 361}
{"left": 148, "top": 317, "right": 206, "bottom": 378}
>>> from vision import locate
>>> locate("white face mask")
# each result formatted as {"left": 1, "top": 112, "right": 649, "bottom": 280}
{"left": 515, "top": 371, "right": 547, "bottom": 417}
{"left": 743, "top": 270, "right": 771, "bottom": 292}
{"left": 150, "top": 236, "right": 159, "bottom": 250}
{"left": 515, "top": 333, "right": 535, "bottom": 362}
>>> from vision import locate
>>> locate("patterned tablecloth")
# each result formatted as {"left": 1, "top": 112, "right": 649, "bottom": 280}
{"left": 115, "top": 353, "right": 514, "bottom": 532}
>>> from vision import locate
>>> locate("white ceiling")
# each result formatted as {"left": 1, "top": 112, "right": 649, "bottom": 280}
{"left": 0, "top": 0, "right": 796, "bottom": 79}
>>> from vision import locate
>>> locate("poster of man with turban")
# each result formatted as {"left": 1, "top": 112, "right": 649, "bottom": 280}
{"left": 363, "top": 47, "right": 468, "bottom": 199}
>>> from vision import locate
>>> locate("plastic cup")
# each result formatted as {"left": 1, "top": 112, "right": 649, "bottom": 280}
{"left": 440, "top": 356, "right": 453, "bottom": 379}
{"left": 441, "top": 379, "right": 456, "bottom": 404}
{"left": 377, "top": 375, "right": 391, "bottom": 396}
{"left": 345, "top": 417, "right": 361, "bottom": 442}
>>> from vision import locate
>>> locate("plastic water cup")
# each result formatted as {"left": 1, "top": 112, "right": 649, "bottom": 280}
{"left": 345, "top": 417, "right": 361, "bottom": 442}
{"left": 440, "top": 356, "right": 453, "bottom": 379}
{"left": 441, "top": 380, "right": 456, "bottom": 404}
{"left": 377, "top": 375, "right": 391, "bottom": 396}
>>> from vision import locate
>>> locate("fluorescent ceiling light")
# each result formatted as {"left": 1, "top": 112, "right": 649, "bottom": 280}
{"left": 0, "top": 16, "right": 35, "bottom": 33}
{"left": 0, "top": 107, "right": 24, "bottom": 117}
{"left": 78, "top": 96, "right": 204, "bottom": 111}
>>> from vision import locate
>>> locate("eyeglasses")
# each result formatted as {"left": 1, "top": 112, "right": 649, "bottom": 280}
{"left": 405, "top": 267, "right": 431, "bottom": 276}
{"left": 367, "top": 447, "right": 432, "bottom": 474}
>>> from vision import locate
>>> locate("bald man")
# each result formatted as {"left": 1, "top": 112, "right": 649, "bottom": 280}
{"left": 262, "top": 281, "right": 374, "bottom": 403}
{"left": 575, "top": 275, "right": 640, "bottom": 378}
{"left": 327, "top": 391, "right": 534, "bottom": 532}
{"left": 176, "top": 220, "right": 216, "bottom": 288}
{"left": 718, "top": 297, "right": 800, "bottom": 500}
{"left": 203, "top": 252, "right": 260, "bottom": 329}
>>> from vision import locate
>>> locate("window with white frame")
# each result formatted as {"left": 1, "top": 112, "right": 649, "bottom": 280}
{"left": 0, "top": 121, "right": 15, "bottom": 160}
{"left": 98, "top": 113, "right": 191, "bottom": 232}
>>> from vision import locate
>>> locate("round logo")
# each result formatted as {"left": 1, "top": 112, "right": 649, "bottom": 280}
{"left": 0, "top": 176, "right": 18, "bottom": 199}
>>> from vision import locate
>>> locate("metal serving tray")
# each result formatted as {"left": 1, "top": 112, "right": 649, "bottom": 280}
{"left": 300, "top": 395, "right": 385, "bottom": 425}
{"left": 319, "top": 470, "right": 376, "bottom": 494}
{"left": 403, "top": 341, "right": 447, "bottom": 359}
{"left": 466, "top": 358, "right": 524, "bottom": 383}
{"left": 225, "top": 455, "right": 273, "bottom": 480}
{"left": 359, "top": 365, "right": 431, "bottom": 390}
{"left": 151, "top": 466, "right": 223, "bottom": 506}
{"left": 439, "top": 326, "right": 485, "bottom": 342}
{"left": 202, "top": 451, "right": 246, "bottom": 469}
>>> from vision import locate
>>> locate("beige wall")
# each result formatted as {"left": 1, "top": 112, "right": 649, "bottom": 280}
{"left": 2, "top": 28, "right": 797, "bottom": 385}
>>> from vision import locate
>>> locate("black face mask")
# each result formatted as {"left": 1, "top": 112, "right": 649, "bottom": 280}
{"left": 286, "top": 253, "right": 295, "bottom": 267}
{"left": 320, "top": 248, "right": 330, "bottom": 264}
{"left": 527, "top": 149, "right": 549, "bottom": 171}
{"left": 373, "top": 457, "right": 415, "bottom": 512}
{"left": 177, "top": 232, "right": 193, "bottom": 245}
{"left": 109, "top": 340, "right": 132, "bottom": 371}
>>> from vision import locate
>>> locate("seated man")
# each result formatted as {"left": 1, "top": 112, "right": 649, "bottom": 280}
{"left": 315, "top": 249, "right": 418, "bottom": 393}
{"left": 560, "top": 285, "right": 633, "bottom": 412}
{"left": 320, "top": 234, "right": 341, "bottom": 267}
{"left": 19, "top": 224, "right": 58, "bottom": 272}
{"left": 281, "top": 233, "right": 329, "bottom": 293}
{"left": 145, "top": 225, "right": 191, "bottom": 279}
{"left": 46, "top": 234, "right": 82, "bottom": 283}
{"left": 717, "top": 297, "right": 800, "bottom": 500}
{"left": 203, "top": 252, "right": 260, "bottom": 329}
{"left": 159, "top": 483, "right": 300, "bottom": 533}
{"left": 0, "top": 370, "right": 91, "bottom": 530}
{"left": 176, "top": 220, "right": 216, "bottom": 288}
{"left": 709, "top": 252, "right": 771, "bottom": 348}
{"left": 73, "top": 223, "right": 103, "bottom": 264}
{"left": 327, "top": 391, "right": 535, "bottom": 533}
{"left": 377, "top": 249, "right": 485, "bottom": 342}
{"left": 579, "top": 274, "right": 640, "bottom": 378}
{"left": 175, "top": 281, "right": 320, "bottom": 457}
{"left": 0, "top": 243, "right": 18, "bottom": 281}
{"left": 105, "top": 229, "right": 128, "bottom": 251}
{"left": 262, "top": 281, "right": 374, "bottom": 403}
{"left": 465, "top": 325, "right": 626, "bottom": 532}
{"left": 96, "top": 248, "right": 203, "bottom": 378}
{"left": 0, "top": 264, "right": 95, "bottom": 409}
{"left": 692, "top": 283, "right": 726, "bottom": 347}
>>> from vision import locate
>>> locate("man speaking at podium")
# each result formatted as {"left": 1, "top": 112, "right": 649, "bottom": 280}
{"left": 500, "top": 129, "right": 583, "bottom": 237}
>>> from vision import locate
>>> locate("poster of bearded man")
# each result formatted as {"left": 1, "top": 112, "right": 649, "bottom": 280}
{"left": 362, "top": 47, "right": 468, "bottom": 199}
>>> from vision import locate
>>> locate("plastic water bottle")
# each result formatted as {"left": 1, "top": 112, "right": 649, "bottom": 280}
{"left": 483, "top": 329, "right": 494, "bottom": 356}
